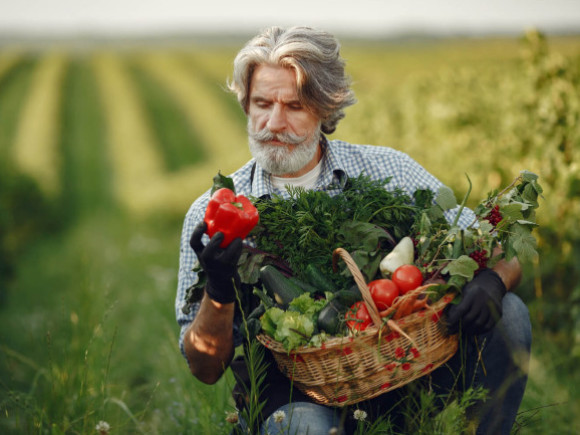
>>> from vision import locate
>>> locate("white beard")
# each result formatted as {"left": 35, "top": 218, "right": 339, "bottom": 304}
{"left": 247, "top": 120, "right": 321, "bottom": 176}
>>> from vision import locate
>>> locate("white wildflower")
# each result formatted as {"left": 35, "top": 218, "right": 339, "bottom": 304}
{"left": 95, "top": 420, "right": 110, "bottom": 434}
{"left": 353, "top": 409, "right": 368, "bottom": 421}
{"left": 225, "top": 411, "right": 239, "bottom": 424}
{"left": 273, "top": 410, "right": 286, "bottom": 424}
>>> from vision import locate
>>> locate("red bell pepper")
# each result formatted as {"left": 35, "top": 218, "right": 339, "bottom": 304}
{"left": 204, "top": 188, "right": 259, "bottom": 248}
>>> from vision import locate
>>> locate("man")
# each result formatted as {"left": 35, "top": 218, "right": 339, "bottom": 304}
{"left": 176, "top": 26, "right": 531, "bottom": 434}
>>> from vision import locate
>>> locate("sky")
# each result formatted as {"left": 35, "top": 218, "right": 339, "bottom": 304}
{"left": 1, "top": 0, "right": 579, "bottom": 38}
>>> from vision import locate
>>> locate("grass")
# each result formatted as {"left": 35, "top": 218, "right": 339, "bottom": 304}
{"left": 0, "top": 212, "right": 235, "bottom": 434}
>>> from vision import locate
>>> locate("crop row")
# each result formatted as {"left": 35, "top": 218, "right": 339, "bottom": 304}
{"left": 0, "top": 49, "right": 248, "bottom": 217}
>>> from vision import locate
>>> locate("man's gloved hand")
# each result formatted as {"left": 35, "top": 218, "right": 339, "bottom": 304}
{"left": 445, "top": 268, "right": 507, "bottom": 336}
{"left": 190, "top": 222, "right": 243, "bottom": 304}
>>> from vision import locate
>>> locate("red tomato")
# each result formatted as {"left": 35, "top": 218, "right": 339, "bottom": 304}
{"left": 368, "top": 279, "right": 400, "bottom": 310}
{"left": 345, "top": 301, "right": 372, "bottom": 331}
{"left": 392, "top": 265, "right": 424, "bottom": 294}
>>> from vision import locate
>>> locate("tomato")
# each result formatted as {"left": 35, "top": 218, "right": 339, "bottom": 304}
{"left": 368, "top": 279, "right": 400, "bottom": 310}
{"left": 345, "top": 301, "right": 372, "bottom": 331}
{"left": 392, "top": 265, "right": 424, "bottom": 294}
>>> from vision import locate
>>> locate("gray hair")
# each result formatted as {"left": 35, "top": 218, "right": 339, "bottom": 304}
{"left": 227, "top": 26, "right": 356, "bottom": 134}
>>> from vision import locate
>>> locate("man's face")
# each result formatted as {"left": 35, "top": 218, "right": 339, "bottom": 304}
{"left": 247, "top": 64, "right": 322, "bottom": 177}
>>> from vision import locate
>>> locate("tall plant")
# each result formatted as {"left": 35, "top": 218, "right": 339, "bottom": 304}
{"left": 517, "top": 29, "right": 580, "bottom": 355}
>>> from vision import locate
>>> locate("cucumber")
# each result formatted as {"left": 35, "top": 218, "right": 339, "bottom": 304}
{"left": 253, "top": 287, "right": 274, "bottom": 309}
{"left": 317, "top": 300, "right": 347, "bottom": 335}
{"left": 259, "top": 265, "right": 305, "bottom": 309}
{"left": 332, "top": 289, "right": 362, "bottom": 307}
{"left": 317, "top": 285, "right": 363, "bottom": 335}
{"left": 304, "top": 264, "right": 335, "bottom": 293}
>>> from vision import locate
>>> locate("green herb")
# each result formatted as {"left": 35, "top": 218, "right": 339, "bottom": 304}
{"left": 245, "top": 174, "right": 421, "bottom": 286}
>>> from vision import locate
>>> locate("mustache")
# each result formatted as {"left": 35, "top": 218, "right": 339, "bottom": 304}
{"left": 250, "top": 127, "right": 307, "bottom": 145}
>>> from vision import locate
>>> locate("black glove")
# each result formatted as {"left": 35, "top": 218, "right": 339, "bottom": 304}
{"left": 189, "top": 222, "right": 243, "bottom": 304}
{"left": 445, "top": 268, "right": 507, "bottom": 336}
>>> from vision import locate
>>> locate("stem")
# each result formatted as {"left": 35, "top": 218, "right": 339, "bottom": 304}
{"left": 485, "top": 174, "right": 523, "bottom": 207}
{"left": 452, "top": 174, "right": 472, "bottom": 227}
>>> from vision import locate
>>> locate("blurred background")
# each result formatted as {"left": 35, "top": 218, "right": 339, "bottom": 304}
{"left": 0, "top": 1, "right": 579, "bottom": 433}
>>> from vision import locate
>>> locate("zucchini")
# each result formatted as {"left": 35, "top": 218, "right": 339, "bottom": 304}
{"left": 247, "top": 304, "right": 266, "bottom": 320}
{"left": 242, "top": 318, "right": 262, "bottom": 341}
{"left": 289, "top": 276, "right": 322, "bottom": 295}
{"left": 304, "top": 264, "right": 335, "bottom": 293}
{"left": 259, "top": 265, "right": 305, "bottom": 309}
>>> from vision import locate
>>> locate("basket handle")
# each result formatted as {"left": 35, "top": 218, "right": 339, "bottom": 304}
{"left": 332, "top": 248, "right": 382, "bottom": 327}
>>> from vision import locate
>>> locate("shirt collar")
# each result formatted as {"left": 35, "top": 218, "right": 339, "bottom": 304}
{"left": 318, "top": 135, "right": 348, "bottom": 190}
{"left": 250, "top": 135, "right": 348, "bottom": 199}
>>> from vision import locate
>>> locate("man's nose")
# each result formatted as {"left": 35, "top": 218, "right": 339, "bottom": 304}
{"left": 267, "top": 104, "right": 287, "bottom": 132}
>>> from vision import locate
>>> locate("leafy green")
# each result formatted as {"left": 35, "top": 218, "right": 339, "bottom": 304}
{"left": 288, "top": 293, "right": 326, "bottom": 318}
{"left": 261, "top": 307, "right": 314, "bottom": 351}
{"left": 260, "top": 293, "right": 328, "bottom": 351}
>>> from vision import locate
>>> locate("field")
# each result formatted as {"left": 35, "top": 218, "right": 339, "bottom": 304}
{"left": 1, "top": 30, "right": 579, "bottom": 434}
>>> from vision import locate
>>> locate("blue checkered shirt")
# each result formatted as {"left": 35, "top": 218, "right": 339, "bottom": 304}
{"left": 175, "top": 139, "right": 474, "bottom": 356}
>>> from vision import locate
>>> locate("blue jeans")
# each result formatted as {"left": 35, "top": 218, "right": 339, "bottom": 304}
{"left": 242, "top": 293, "right": 531, "bottom": 435}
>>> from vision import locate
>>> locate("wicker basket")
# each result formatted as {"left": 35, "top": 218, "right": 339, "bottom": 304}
{"left": 256, "top": 248, "right": 459, "bottom": 407}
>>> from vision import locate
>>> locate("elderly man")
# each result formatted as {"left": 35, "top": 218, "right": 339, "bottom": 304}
{"left": 176, "top": 26, "right": 531, "bottom": 434}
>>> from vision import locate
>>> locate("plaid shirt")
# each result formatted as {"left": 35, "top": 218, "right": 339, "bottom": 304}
{"left": 175, "top": 138, "right": 474, "bottom": 356}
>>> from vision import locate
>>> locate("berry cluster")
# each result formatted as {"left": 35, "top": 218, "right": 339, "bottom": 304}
{"left": 486, "top": 205, "right": 503, "bottom": 226}
{"left": 469, "top": 249, "right": 488, "bottom": 271}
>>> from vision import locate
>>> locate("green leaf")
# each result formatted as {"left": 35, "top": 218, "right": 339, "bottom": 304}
{"left": 238, "top": 251, "right": 266, "bottom": 284}
{"left": 338, "top": 221, "right": 392, "bottom": 252}
{"left": 260, "top": 307, "right": 284, "bottom": 338}
{"left": 349, "top": 249, "right": 381, "bottom": 282}
{"left": 522, "top": 183, "right": 541, "bottom": 204}
{"left": 427, "top": 204, "right": 445, "bottom": 222}
{"left": 500, "top": 203, "right": 525, "bottom": 221}
{"left": 446, "top": 274, "right": 468, "bottom": 291}
{"left": 520, "top": 170, "right": 539, "bottom": 183}
{"left": 211, "top": 171, "right": 235, "bottom": 194}
{"left": 442, "top": 255, "right": 479, "bottom": 280}
{"left": 288, "top": 293, "right": 326, "bottom": 319}
{"left": 510, "top": 225, "right": 539, "bottom": 263}
{"left": 436, "top": 186, "right": 458, "bottom": 210}
{"left": 419, "top": 211, "right": 433, "bottom": 234}
{"left": 413, "top": 189, "right": 435, "bottom": 210}
{"left": 477, "top": 220, "right": 495, "bottom": 234}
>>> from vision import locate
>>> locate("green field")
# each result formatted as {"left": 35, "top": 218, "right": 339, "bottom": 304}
{"left": 1, "top": 31, "right": 579, "bottom": 434}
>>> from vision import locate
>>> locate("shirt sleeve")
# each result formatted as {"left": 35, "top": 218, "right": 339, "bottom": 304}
{"left": 175, "top": 192, "right": 210, "bottom": 358}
